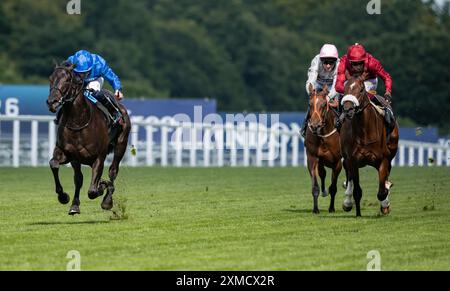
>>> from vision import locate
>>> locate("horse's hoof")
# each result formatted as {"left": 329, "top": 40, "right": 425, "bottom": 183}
{"left": 88, "top": 190, "right": 101, "bottom": 200}
{"left": 329, "top": 208, "right": 335, "bottom": 213}
{"left": 342, "top": 204, "right": 353, "bottom": 212}
{"left": 380, "top": 206, "right": 391, "bottom": 216}
{"left": 313, "top": 208, "right": 320, "bottom": 214}
{"left": 68, "top": 205, "right": 80, "bottom": 215}
{"left": 101, "top": 195, "right": 113, "bottom": 210}
{"left": 321, "top": 190, "right": 329, "bottom": 197}
{"left": 342, "top": 181, "right": 347, "bottom": 189}
{"left": 58, "top": 193, "right": 70, "bottom": 205}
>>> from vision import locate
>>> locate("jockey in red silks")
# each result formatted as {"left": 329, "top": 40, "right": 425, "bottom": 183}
{"left": 335, "top": 43, "right": 395, "bottom": 131}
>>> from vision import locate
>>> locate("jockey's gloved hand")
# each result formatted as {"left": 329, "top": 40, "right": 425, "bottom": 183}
{"left": 384, "top": 92, "right": 392, "bottom": 104}
{"left": 115, "top": 90, "right": 124, "bottom": 100}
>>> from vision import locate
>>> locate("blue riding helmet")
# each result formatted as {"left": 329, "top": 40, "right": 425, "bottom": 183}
{"left": 72, "top": 50, "right": 94, "bottom": 73}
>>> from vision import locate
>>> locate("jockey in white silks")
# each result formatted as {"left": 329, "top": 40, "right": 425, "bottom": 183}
{"left": 301, "top": 44, "right": 340, "bottom": 138}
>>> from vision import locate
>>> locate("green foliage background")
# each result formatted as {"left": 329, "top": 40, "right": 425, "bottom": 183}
{"left": 0, "top": 0, "right": 449, "bottom": 131}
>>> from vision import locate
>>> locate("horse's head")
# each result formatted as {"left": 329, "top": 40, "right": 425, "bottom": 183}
{"left": 341, "top": 72, "right": 368, "bottom": 120}
{"left": 308, "top": 84, "right": 331, "bottom": 135}
{"left": 47, "top": 62, "right": 82, "bottom": 113}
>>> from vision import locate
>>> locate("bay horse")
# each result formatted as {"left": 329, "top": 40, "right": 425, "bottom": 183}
{"left": 304, "top": 84, "right": 342, "bottom": 213}
{"left": 46, "top": 62, "right": 131, "bottom": 215}
{"left": 340, "top": 73, "right": 399, "bottom": 216}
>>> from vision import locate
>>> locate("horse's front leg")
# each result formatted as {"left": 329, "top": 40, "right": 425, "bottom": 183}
{"left": 49, "top": 147, "right": 70, "bottom": 204}
{"left": 328, "top": 160, "right": 342, "bottom": 213}
{"left": 68, "top": 161, "right": 83, "bottom": 215}
{"left": 88, "top": 156, "right": 106, "bottom": 200}
{"left": 318, "top": 162, "right": 328, "bottom": 197}
{"left": 307, "top": 155, "right": 320, "bottom": 214}
{"left": 378, "top": 158, "right": 391, "bottom": 215}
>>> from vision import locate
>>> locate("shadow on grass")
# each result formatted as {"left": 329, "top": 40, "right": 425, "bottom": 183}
{"left": 28, "top": 220, "right": 110, "bottom": 226}
{"left": 282, "top": 208, "right": 384, "bottom": 219}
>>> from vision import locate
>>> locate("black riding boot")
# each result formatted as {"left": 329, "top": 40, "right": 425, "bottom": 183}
{"left": 335, "top": 95, "right": 345, "bottom": 131}
{"left": 94, "top": 90, "right": 122, "bottom": 124}
{"left": 301, "top": 107, "right": 311, "bottom": 138}
{"left": 384, "top": 106, "right": 395, "bottom": 135}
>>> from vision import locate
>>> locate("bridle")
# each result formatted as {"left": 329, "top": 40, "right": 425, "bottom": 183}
{"left": 343, "top": 78, "right": 370, "bottom": 116}
{"left": 49, "top": 66, "right": 85, "bottom": 106}
{"left": 308, "top": 91, "right": 339, "bottom": 138}
{"left": 50, "top": 66, "right": 92, "bottom": 131}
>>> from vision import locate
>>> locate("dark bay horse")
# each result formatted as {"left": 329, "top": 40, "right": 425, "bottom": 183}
{"left": 340, "top": 74, "right": 399, "bottom": 216}
{"left": 304, "top": 85, "right": 342, "bottom": 213}
{"left": 46, "top": 62, "right": 131, "bottom": 215}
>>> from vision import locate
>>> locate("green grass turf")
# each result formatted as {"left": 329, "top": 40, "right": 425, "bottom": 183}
{"left": 0, "top": 166, "right": 449, "bottom": 270}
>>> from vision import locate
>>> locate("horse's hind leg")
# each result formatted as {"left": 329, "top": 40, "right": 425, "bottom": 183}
{"left": 328, "top": 160, "right": 342, "bottom": 213}
{"left": 378, "top": 158, "right": 391, "bottom": 215}
{"left": 88, "top": 156, "right": 106, "bottom": 200}
{"left": 318, "top": 163, "right": 328, "bottom": 197}
{"left": 49, "top": 147, "right": 70, "bottom": 205}
{"left": 68, "top": 161, "right": 83, "bottom": 215}
{"left": 102, "top": 123, "right": 130, "bottom": 210}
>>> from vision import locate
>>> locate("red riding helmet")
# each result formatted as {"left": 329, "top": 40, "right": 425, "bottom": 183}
{"left": 347, "top": 43, "right": 367, "bottom": 62}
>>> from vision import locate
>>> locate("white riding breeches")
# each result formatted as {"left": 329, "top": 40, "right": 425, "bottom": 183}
{"left": 364, "top": 78, "right": 378, "bottom": 93}
{"left": 86, "top": 77, "right": 104, "bottom": 92}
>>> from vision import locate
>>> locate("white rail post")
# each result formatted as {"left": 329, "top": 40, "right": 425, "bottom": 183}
{"left": 145, "top": 116, "right": 160, "bottom": 166}
{"left": 216, "top": 126, "right": 224, "bottom": 167}
{"left": 268, "top": 128, "right": 276, "bottom": 167}
{"left": 446, "top": 148, "right": 450, "bottom": 166}
{"left": 190, "top": 123, "right": 197, "bottom": 167}
{"left": 145, "top": 125, "right": 154, "bottom": 166}
{"left": 174, "top": 126, "right": 183, "bottom": 167}
{"left": 427, "top": 146, "right": 434, "bottom": 166}
{"left": 399, "top": 144, "right": 405, "bottom": 166}
{"left": 12, "top": 120, "right": 20, "bottom": 167}
{"left": 31, "top": 120, "right": 39, "bottom": 167}
{"left": 418, "top": 145, "right": 424, "bottom": 166}
{"left": 280, "top": 127, "right": 289, "bottom": 167}
{"left": 255, "top": 123, "right": 263, "bottom": 167}
{"left": 204, "top": 126, "right": 211, "bottom": 167}
{"left": 160, "top": 123, "right": 169, "bottom": 167}
{"left": 48, "top": 121, "right": 56, "bottom": 161}
{"left": 436, "top": 148, "right": 443, "bottom": 166}
{"left": 242, "top": 124, "right": 250, "bottom": 167}
{"left": 228, "top": 123, "right": 237, "bottom": 167}
{"left": 408, "top": 146, "right": 415, "bottom": 167}
{"left": 290, "top": 123, "right": 301, "bottom": 167}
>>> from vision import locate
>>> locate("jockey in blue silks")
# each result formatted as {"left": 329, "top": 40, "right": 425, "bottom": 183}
{"left": 67, "top": 50, "right": 123, "bottom": 124}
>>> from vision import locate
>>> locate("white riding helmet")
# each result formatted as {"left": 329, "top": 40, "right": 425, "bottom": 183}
{"left": 319, "top": 44, "right": 339, "bottom": 59}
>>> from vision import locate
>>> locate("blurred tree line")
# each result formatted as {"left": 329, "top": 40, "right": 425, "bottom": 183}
{"left": 0, "top": 0, "right": 449, "bottom": 132}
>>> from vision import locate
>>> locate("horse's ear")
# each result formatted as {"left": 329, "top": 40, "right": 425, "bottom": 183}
{"left": 358, "top": 71, "right": 369, "bottom": 83}
{"left": 361, "top": 71, "right": 369, "bottom": 80}
{"left": 53, "top": 59, "right": 59, "bottom": 68}
{"left": 322, "top": 84, "right": 329, "bottom": 95}
{"left": 345, "top": 69, "right": 351, "bottom": 80}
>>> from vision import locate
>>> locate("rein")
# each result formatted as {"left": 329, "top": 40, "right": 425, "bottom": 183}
{"left": 51, "top": 66, "right": 92, "bottom": 131}
{"left": 308, "top": 92, "right": 339, "bottom": 138}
